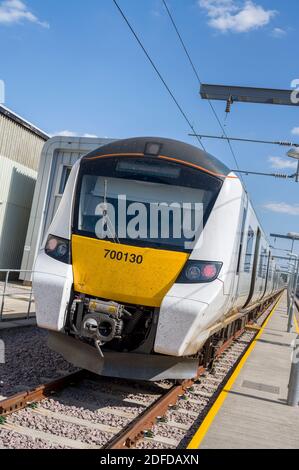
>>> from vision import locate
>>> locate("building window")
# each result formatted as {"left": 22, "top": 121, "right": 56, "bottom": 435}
{"left": 244, "top": 227, "right": 254, "bottom": 273}
{"left": 59, "top": 166, "right": 71, "bottom": 195}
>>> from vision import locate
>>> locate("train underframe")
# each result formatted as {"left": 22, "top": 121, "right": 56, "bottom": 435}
{"left": 47, "top": 291, "right": 282, "bottom": 382}
{"left": 198, "top": 293, "right": 280, "bottom": 368}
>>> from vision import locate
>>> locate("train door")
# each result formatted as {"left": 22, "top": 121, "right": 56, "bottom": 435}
{"left": 255, "top": 241, "right": 269, "bottom": 302}
{"left": 261, "top": 250, "right": 271, "bottom": 299}
{"left": 233, "top": 198, "right": 250, "bottom": 308}
{"left": 243, "top": 228, "right": 261, "bottom": 308}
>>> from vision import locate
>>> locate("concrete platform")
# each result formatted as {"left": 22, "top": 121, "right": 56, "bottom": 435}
{"left": 189, "top": 292, "right": 299, "bottom": 449}
{"left": 0, "top": 280, "right": 35, "bottom": 325}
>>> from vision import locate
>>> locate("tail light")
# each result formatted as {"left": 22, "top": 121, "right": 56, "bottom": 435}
{"left": 45, "top": 235, "right": 71, "bottom": 265}
{"left": 176, "top": 260, "right": 222, "bottom": 284}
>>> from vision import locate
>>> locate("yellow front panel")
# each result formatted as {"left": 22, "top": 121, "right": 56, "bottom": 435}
{"left": 72, "top": 235, "right": 189, "bottom": 307}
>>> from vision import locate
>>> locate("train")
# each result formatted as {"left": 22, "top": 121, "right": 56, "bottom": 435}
{"left": 33, "top": 137, "right": 285, "bottom": 381}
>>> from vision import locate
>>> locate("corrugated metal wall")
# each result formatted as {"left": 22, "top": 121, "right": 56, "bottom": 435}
{"left": 0, "top": 110, "right": 47, "bottom": 273}
{"left": 0, "top": 156, "right": 37, "bottom": 273}
{"left": 0, "top": 113, "right": 45, "bottom": 171}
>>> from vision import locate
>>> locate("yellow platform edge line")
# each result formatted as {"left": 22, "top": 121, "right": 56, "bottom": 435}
{"left": 293, "top": 313, "right": 299, "bottom": 334}
{"left": 187, "top": 293, "right": 284, "bottom": 449}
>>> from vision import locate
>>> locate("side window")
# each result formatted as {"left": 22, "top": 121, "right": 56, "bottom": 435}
{"left": 244, "top": 227, "right": 254, "bottom": 273}
{"left": 59, "top": 166, "right": 72, "bottom": 195}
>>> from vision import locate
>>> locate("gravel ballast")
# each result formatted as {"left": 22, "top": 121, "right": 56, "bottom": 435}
{"left": 0, "top": 300, "right": 276, "bottom": 450}
{"left": 0, "top": 326, "right": 76, "bottom": 397}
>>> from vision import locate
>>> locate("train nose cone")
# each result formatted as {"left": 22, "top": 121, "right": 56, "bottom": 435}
{"left": 72, "top": 235, "right": 189, "bottom": 307}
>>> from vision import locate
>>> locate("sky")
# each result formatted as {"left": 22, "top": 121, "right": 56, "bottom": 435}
{"left": 0, "top": 0, "right": 299, "bottom": 255}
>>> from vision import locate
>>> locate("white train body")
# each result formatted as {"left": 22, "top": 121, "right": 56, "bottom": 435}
{"left": 33, "top": 138, "right": 284, "bottom": 380}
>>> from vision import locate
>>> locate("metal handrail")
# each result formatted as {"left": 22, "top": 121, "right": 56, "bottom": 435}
{"left": 0, "top": 269, "right": 34, "bottom": 322}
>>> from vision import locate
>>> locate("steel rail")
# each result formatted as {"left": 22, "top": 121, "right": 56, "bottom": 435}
{"left": 106, "top": 295, "right": 279, "bottom": 449}
{"left": 106, "top": 329, "right": 243, "bottom": 449}
{"left": 104, "top": 376, "right": 198, "bottom": 449}
{"left": 0, "top": 294, "right": 281, "bottom": 449}
{"left": 0, "top": 370, "right": 86, "bottom": 418}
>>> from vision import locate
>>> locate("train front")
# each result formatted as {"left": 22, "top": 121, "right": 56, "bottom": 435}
{"left": 33, "top": 138, "right": 229, "bottom": 380}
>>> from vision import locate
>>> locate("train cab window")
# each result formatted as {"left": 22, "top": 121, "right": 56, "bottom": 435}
{"left": 74, "top": 157, "right": 223, "bottom": 252}
{"left": 244, "top": 227, "right": 255, "bottom": 273}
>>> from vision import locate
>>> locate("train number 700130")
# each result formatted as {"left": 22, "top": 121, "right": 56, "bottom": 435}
{"left": 104, "top": 249, "right": 143, "bottom": 265}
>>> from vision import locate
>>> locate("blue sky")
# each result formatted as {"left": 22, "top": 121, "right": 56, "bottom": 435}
{"left": 0, "top": 0, "right": 299, "bottom": 253}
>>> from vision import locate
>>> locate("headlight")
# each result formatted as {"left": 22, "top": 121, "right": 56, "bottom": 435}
{"left": 45, "top": 235, "right": 71, "bottom": 264}
{"left": 176, "top": 261, "right": 222, "bottom": 284}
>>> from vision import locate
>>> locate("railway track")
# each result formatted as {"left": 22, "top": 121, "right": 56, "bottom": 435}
{"left": 0, "top": 294, "right": 282, "bottom": 450}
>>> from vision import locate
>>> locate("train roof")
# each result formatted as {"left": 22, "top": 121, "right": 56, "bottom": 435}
{"left": 82, "top": 137, "right": 231, "bottom": 180}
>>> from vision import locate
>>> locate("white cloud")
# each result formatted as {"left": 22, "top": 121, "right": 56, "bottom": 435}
{"left": 83, "top": 133, "right": 98, "bottom": 138}
{"left": 263, "top": 202, "right": 299, "bottom": 216}
{"left": 151, "top": 9, "right": 162, "bottom": 17}
{"left": 151, "top": 0, "right": 163, "bottom": 18}
{"left": 198, "top": 0, "right": 276, "bottom": 33}
{"left": 0, "top": 0, "right": 49, "bottom": 28}
{"left": 271, "top": 27, "right": 286, "bottom": 38}
{"left": 292, "top": 127, "right": 299, "bottom": 136}
{"left": 53, "top": 130, "right": 98, "bottom": 138}
{"left": 268, "top": 156, "right": 297, "bottom": 170}
{"left": 55, "top": 130, "right": 78, "bottom": 137}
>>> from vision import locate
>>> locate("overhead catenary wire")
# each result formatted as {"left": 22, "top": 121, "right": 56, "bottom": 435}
{"left": 161, "top": 0, "right": 242, "bottom": 173}
{"left": 232, "top": 170, "right": 293, "bottom": 179}
{"left": 112, "top": 0, "right": 206, "bottom": 151}
{"left": 188, "top": 133, "right": 299, "bottom": 148}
